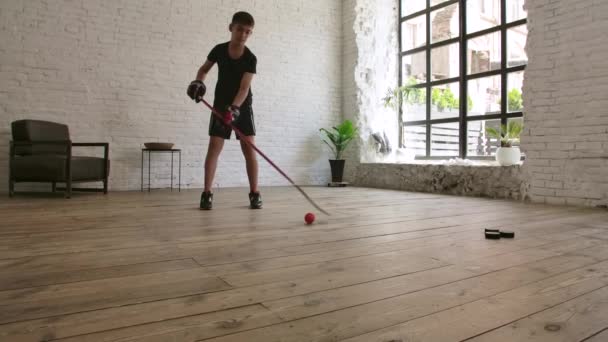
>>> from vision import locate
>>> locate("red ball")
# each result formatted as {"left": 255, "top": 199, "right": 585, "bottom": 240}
{"left": 304, "top": 212, "right": 315, "bottom": 224}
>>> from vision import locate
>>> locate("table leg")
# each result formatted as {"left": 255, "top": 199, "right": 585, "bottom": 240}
{"left": 148, "top": 151, "right": 151, "bottom": 192}
{"left": 141, "top": 150, "right": 144, "bottom": 192}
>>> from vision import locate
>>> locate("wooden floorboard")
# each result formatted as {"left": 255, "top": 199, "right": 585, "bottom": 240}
{"left": 466, "top": 286, "right": 608, "bottom": 342}
{"left": 0, "top": 186, "right": 606, "bottom": 341}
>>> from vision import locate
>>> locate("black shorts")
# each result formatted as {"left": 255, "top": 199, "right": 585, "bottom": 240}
{"left": 208, "top": 106, "right": 256, "bottom": 140}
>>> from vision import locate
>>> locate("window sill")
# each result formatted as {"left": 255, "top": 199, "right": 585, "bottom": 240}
{"left": 361, "top": 149, "right": 525, "bottom": 167}
{"left": 362, "top": 158, "right": 523, "bottom": 167}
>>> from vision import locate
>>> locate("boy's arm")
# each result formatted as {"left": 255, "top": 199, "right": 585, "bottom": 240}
{"left": 231, "top": 72, "right": 254, "bottom": 107}
{"left": 196, "top": 60, "right": 215, "bottom": 81}
{"left": 188, "top": 59, "right": 215, "bottom": 102}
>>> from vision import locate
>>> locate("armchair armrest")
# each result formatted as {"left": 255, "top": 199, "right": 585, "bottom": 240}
{"left": 72, "top": 143, "right": 109, "bottom": 158}
{"left": 72, "top": 142, "right": 109, "bottom": 147}
{"left": 72, "top": 142, "right": 110, "bottom": 177}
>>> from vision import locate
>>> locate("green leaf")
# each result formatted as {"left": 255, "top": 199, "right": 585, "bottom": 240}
{"left": 319, "top": 128, "right": 338, "bottom": 145}
{"left": 431, "top": 88, "right": 441, "bottom": 105}
{"left": 507, "top": 120, "right": 523, "bottom": 139}
{"left": 508, "top": 88, "right": 523, "bottom": 111}
{"left": 485, "top": 127, "right": 501, "bottom": 140}
{"left": 321, "top": 139, "right": 337, "bottom": 158}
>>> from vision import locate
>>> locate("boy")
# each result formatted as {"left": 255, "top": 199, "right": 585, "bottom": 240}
{"left": 187, "top": 11, "right": 261, "bottom": 210}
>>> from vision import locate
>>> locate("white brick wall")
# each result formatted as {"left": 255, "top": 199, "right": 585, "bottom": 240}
{"left": 342, "top": 0, "right": 400, "bottom": 181}
{"left": 0, "top": 0, "right": 342, "bottom": 192}
{"left": 342, "top": 0, "right": 608, "bottom": 207}
{"left": 341, "top": 0, "right": 359, "bottom": 181}
{"left": 354, "top": 0, "right": 399, "bottom": 163}
{"left": 523, "top": 0, "right": 608, "bottom": 207}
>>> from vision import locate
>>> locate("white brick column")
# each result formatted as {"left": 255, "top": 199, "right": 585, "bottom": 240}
{"left": 523, "top": 0, "right": 608, "bottom": 206}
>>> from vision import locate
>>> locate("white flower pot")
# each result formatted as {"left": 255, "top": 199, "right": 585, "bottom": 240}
{"left": 496, "top": 147, "right": 521, "bottom": 166}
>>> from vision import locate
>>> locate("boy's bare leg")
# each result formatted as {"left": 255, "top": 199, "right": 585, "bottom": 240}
{"left": 240, "top": 136, "right": 258, "bottom": 193}
{"left": 204, "top": 136, "right": 225, "bottom": 192}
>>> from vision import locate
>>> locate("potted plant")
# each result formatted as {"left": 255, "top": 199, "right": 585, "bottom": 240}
{"left": 320, "top": 120, "right": 358, "bottom": 183}
{"left": 485, "top": 120, "right": 523, "bottom": 166}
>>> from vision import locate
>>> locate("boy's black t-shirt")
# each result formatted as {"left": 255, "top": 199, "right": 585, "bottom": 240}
{"left": 207, "top": 42, "right": 257, "bottom": 109}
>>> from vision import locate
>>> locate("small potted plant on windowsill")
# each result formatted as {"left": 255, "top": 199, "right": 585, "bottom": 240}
{"left": 485, "top": 121, "right": 523, "bottom": 166}
{"left": 320, "top": 120, "right": 358, "bottom": 184}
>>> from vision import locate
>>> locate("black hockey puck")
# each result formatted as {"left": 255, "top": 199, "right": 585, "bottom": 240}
{"left": 500, "top": 231, "right": 515, "bottom": 238}
{"left": 485, "top": 231, "right": 501, "bottom": 239}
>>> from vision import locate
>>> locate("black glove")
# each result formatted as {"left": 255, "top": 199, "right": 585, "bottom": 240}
{"left": 223, "top": 105, "right": 240, "bottom": 125}
{"left": 187, "top": 80, "right": 206, "bottom": 103}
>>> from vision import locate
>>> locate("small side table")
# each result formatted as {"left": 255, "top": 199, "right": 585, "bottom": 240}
{"left": 141, "top": 148, "right": 181, "bottom": 192}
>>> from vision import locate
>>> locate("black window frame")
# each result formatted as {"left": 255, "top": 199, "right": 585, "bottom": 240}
{"left": 398, "top": 0, "right": 527, "bottom": 159}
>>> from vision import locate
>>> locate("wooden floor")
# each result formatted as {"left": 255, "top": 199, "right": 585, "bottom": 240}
{"left": 1, "top": 187, "right": 608, "bottom": 342}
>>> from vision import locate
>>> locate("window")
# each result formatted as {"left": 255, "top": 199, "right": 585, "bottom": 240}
{"left": 398, "top": 0, "right": 527, "bottom": 159}
{"left": 480, "top": 0, "right": 500, "bottom": 17}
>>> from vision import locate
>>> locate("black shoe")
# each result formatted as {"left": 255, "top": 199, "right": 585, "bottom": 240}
{"left": 249, "top": 192, "right": 263, "bottom": 209}
{"left": 200, "top": 191, "right": 213, "bottom": 210}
